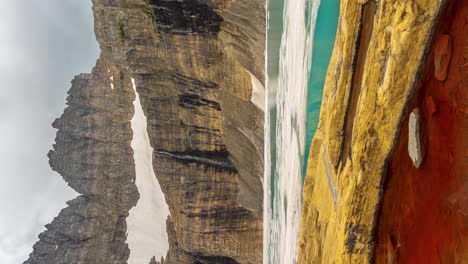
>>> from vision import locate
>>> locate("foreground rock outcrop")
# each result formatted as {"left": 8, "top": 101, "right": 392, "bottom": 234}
{"left": 298, "top": 0, "right": 452, "bottom": 263}
{"left": 374, "top": 1, "right": 467, "bottom": 263}
{"left": 26, "top": 0, "right": 264, "bottom": 263}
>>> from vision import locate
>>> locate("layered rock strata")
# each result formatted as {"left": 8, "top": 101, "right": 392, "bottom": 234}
{"left": 26, "top": 0, "right": 264, "bottom": 263}
{"left": 298, "top": 0, "right": 450, "bottom": 263}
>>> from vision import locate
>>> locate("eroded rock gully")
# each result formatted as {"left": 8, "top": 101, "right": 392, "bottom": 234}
{"left": 25, "top": 0, "right": 264, "bottom": 263}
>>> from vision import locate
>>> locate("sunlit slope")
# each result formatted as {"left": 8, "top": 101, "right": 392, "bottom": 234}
{"left": 299, "top": 0, "right": 449, "bottom": 263}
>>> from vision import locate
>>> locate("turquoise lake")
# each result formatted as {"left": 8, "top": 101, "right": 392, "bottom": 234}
{"left": 264, "top": 0, "right": 340, "bottom": 262}
{"left": 304, "top": 0, "right": 340, "bottom": 174}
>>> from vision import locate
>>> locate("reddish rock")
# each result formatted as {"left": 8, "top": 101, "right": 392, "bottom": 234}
{"left": 434, "top": 34, "right": 452, "bottom": 81}
{"left": 374, "top": 1, "right": 468, "bottom": 263}
{"left": 385, "top": 234, "right": 397, "bottom": 264}
{"left": 424, "top": 96, "right": 438, "bottom": 116}
{"left": 447, "top": 182, "right": 468, "bottom": 217}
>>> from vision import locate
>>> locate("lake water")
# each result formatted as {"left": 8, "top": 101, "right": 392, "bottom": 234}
{"left": 264, "top": 0, "right": 339, "bottom": 263}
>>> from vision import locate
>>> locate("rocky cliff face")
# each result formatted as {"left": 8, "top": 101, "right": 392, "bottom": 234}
{"left": 298, "top": 0, "right": 451, "bottom": 263}
{"left": 25, "top": 0, "right": 264, "bottom": 263}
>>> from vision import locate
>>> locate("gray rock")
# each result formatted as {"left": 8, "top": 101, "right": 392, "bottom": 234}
{"left": 408, "top": 108, "right": 424, "bottom": 168}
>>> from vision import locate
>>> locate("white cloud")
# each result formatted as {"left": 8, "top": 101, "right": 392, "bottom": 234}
{"left": 0, "top": 1, "right": 99, "bottom": 263}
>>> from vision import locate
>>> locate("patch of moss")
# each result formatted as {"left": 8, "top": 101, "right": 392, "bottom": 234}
{"left": 118, "top": 23, "right": 126, "bottom": 42}
{"left": 179, "top": 120, "right": 191, "bottom": 147}
{"left": 179, "top": 120, "right": 188, "bottom": 130}
{"left": 141, "top": 1, "right": 158, "bottom": 29}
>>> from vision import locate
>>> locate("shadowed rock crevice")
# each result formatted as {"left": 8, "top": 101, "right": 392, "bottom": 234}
{"left": 339, "top": 0, "right": 377, "bottom": 168}
{"left": 191, "top": 255, "right": 240, "bottom": 264}
{"left": 155, "top": 150, "right": 236, "bottom": 171}
{"left": 148, "top": 0, "right": 223, "bottom": 36}
{"left": 179, "top": 94, "right": 222, "bottom": 110}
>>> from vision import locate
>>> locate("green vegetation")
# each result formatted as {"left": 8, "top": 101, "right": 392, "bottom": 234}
{"left": 179, "top": 120, "right": 188, "bottom": 130}
{"left": 141, "top": 1, "right": 157, "bottom": 25}
{"left": 118, "top": 23, "right": 126, "bottom": 42}
{"left": 179, "top": 120, "right": 191, "bottom": 147}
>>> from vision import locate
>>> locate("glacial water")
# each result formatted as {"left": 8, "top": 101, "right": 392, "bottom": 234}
{"left": 304, "top": 0, "right": 340, "bottom": 174}
{"left": 264, "top": 0, "right": 339, "bottom": 263}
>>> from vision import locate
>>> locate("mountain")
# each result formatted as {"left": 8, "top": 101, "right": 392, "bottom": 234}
{"left": 25, "top": 0, "right": 265, "bottom": 263}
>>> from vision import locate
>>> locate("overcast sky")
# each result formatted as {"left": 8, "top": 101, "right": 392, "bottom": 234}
{"left": 0, "top": 1, "right": 99, "bottom": 263}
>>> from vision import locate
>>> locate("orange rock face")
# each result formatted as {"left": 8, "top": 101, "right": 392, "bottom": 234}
{"left": 434, "top": 34, "right": 452, "bottom": 81}
{"left": 374, "top": 1, "right": 467, "bottom": 263}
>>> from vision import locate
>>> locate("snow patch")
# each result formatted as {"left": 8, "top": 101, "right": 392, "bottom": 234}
{"left": 126, "top": 77, "right": 171, "bottom": 264}
{"left": 247, "top": 71, "right": 265, "bottom": 111}
{"left": 110, "top": 76, "right": 114, "bottom": 90}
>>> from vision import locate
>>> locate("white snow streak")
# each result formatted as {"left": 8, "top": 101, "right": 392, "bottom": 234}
{"left": 126, "top": 77, "right": 171, "bottom": 264}
{"left": 110, "top": 75, "right": 114, "bottom": 90}
{"left": 247, "top": 71, "right": 265, "bottom": 111}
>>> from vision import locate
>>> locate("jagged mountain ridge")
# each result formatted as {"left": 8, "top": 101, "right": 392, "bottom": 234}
{"left": 25, "top": 0, "right": 265, "bottom": 263}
